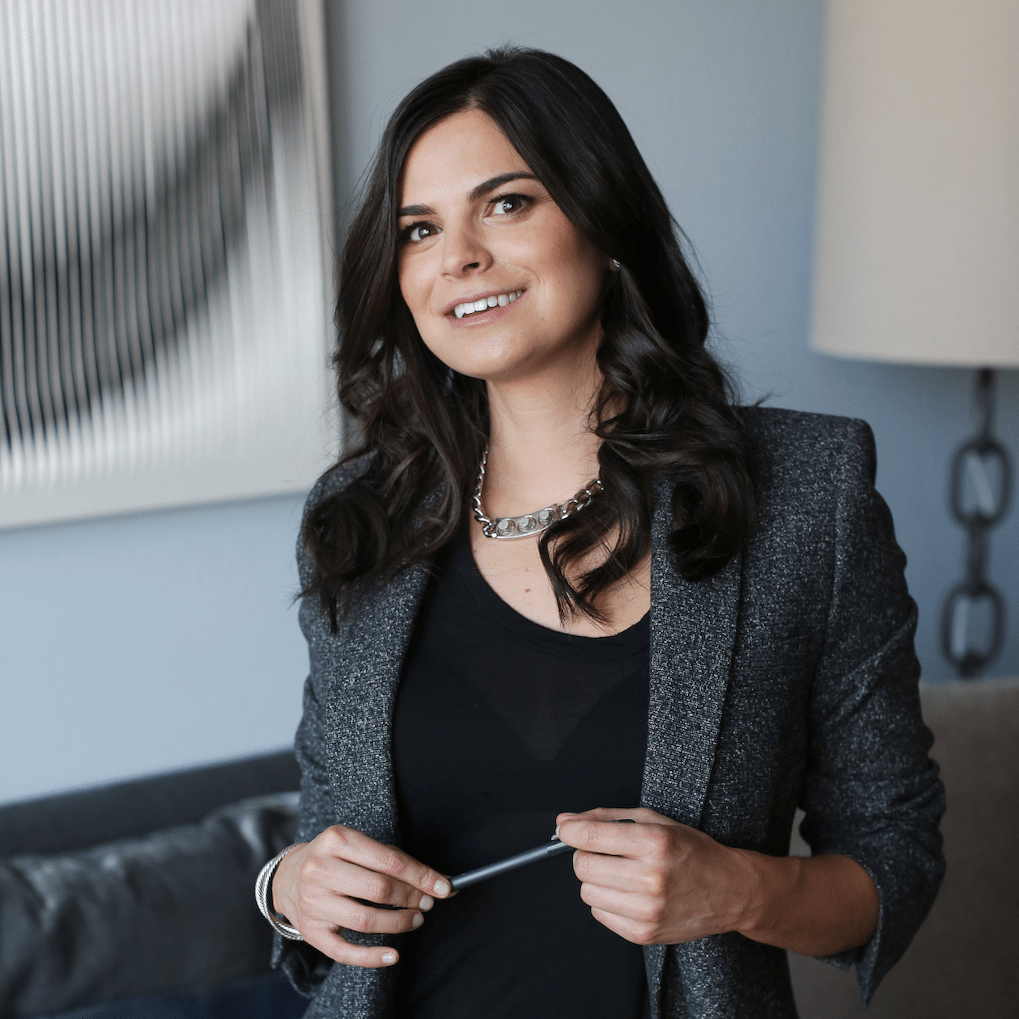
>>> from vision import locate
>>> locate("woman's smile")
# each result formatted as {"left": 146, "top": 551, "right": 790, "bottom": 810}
{"left": 451, "top": 288, "right": 524, "bottom": 321}
{"left": 396, "top": 108, "right": 610, "bottom": 384}
{"left": 448, "top": 288, "right": 525, "bottom": 326}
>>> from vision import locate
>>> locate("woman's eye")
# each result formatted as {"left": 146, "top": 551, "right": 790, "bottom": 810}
{"left": 403, "top": 222, "right": 436, "bottom": 243}
{"left": 490, "top": 194, "right": 527, "bottom": 216}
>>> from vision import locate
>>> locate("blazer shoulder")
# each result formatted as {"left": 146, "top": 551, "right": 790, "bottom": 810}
{"left": 295, "top": 452, "right": 375, "bottom": 581}
{"left": 302, "top": 452, "right": 375, "bottom": 517}
{"left": 746, "top": 405, "right": 874, "bottom": 451}
{"left": 745, "top": 406, "right": 877, "bottom": 489}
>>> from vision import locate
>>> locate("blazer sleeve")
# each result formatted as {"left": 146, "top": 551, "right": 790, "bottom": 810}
{"left": 270, "top": 672, "right": 339, "bottom": 995}
{"left": 270, "top": 470, "right": 352, "bottom": 995}
{"left": 798, "top": 418, "right": 945, "bottom": 1005}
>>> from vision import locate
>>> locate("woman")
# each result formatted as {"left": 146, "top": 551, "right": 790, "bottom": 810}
{"left": 261, "top": 47, "right": 944, "bottom": 1018}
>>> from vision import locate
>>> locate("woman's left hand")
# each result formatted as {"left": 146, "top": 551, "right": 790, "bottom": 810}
{"left": 554, "top": 807, "right": 755, "bottom": 946}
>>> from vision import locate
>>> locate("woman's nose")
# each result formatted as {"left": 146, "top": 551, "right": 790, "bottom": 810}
{"left": 440, "top": 222, "right": 492, "bottom": 278}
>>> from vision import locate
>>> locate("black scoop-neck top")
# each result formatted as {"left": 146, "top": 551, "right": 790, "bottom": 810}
{"left": 391, "top": 526, "right": 651, "bottom": 1019}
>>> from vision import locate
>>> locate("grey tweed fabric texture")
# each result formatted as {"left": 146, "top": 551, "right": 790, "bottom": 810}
{"left": 272, "top": 407, "right": 946, "bottom": 1019}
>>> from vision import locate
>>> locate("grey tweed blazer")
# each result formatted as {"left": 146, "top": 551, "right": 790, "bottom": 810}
{"left": 274, "top": 407, "right": 945, "bottom": 1019}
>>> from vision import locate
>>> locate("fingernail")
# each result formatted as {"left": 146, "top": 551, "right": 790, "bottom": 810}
{"left": 411, "top": 912, "right": 423, "bottom": 928}
{"left": 555, "top": 823, "right": 561, "bottom": 839}
{"left": 382, "top": 951, "right": 397, "bottom": 964}
{"left": 433, "top": 878, "right": 450, "bottom": 896}
{"left": 419, "top": 894, "right": 434, "bottom": 911}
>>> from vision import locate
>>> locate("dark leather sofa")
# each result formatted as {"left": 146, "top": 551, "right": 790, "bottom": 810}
{"left": 0, "top": 752, "right": 306, "bottom": 1018}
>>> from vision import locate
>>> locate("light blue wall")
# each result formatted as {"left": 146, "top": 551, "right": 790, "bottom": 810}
{"left": 2, "top": 0, "right": 1014, "bottom": 804}
{"left": 0, "top": 497, "right": 309, "bottom": 803}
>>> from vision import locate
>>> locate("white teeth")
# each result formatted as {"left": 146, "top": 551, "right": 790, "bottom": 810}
{"left": 453, "top": 291, "right": 522, "bottom": 318}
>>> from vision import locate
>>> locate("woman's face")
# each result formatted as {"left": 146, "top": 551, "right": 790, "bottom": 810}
{"left": 397, "top": 108, "right": 610, "bottom": 388}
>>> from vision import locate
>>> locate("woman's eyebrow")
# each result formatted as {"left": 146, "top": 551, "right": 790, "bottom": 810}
{"left": 467, "top": 171, "right": 538, "bottom": 201}
{"left": 397, "top": 172, "right": 539, "bottom": 218}
{"left": 398, "top": 203, "right": 434, "bottom": 217}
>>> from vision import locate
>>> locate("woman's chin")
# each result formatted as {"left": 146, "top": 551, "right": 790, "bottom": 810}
{"left": 425, "top": 343, "right": 532, "bottom": 386}
{"left": 425, "top": 333, "right": 602, "bottom": 391}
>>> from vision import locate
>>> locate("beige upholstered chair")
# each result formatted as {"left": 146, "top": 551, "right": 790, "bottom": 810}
{"left": 790, "top": 677, "right": 1019, "bottom": 1017}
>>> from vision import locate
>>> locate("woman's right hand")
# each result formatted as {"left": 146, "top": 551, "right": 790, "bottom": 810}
{"left": 271, "top": 825, "right": 452, "bottom": 967}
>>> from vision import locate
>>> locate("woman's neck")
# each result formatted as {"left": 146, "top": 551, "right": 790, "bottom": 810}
{"left": 481, "top": 355, "right": 603, "bottom": 519}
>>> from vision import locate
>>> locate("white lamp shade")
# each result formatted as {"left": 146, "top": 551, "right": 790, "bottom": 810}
{"left": 811, "top": 0, "right": 1019, "bottom": 367}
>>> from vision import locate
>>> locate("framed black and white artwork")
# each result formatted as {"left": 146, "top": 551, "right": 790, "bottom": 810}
{"left": 0, "top": 0, "right": 335, "bottom": 528}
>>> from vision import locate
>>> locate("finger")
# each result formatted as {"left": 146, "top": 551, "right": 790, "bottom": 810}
{"left": 304, "top": 925, "right": 404, "bottom": 968}
{"left": 315, "top": 857, "right": 436, "bottom": 911}
{"left": 579, "top": 879, "right": 656, "bottom": 926}
{"left": 625, "top": 807, "right": 683, "bottom": 827}
{"left": 555, "top": 806, "right": 633, "bottom": 826}
{"left": 589, "top": 905, "right": 657, "bottom": 946}
{"left": 319, "top": 825, "right": 452, "bottom": 898}
{"left": 323, "top": 896, "right": 426, "bottom": 937}
{"left": 572, "top": 849, "right": 654, "bottom": 894}
{"left": 556, "top": 806, "right": 681, "bottom": 827}
{"left": 555, "top": 816, "right": 655, "bottom": 856}
{"left": 583, "top": 884, "right": 667, "bottom": 947}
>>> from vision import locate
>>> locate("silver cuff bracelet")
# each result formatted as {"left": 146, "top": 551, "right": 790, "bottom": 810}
{"left": 255, "top": 843, "right": 304, "bottom": 941}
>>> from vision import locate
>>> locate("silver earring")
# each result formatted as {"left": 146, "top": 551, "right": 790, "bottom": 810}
{"left": 611, "top": 258, "right": 621, "bottom": 270}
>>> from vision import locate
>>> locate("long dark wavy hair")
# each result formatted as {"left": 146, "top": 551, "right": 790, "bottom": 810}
{"left": 303, "top": 46, "right": 758, "bottom": 631}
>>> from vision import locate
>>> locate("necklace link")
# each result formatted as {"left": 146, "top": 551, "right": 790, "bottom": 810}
{"left": 471, "top": 448, "right": 604, "bottom": 540}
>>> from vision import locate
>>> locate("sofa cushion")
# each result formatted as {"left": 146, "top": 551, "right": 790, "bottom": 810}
{"left": 0, "top": 794, "right": 298, "bottom": 1018}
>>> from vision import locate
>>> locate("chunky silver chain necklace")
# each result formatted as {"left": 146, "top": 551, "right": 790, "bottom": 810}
{"left": 471, "top": 448, "right": 604, "bottom": 540}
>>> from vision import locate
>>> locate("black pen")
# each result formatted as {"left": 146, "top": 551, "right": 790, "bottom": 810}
{"left": 448, "top": 818, "right": 636, "bottom": 891}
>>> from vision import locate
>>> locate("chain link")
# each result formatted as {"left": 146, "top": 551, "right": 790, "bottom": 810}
{"left": 941, "top": 369, "right": 1011, "bottom": 678}
{"left": 471, "top": 448, "right": 603, "bottom": 539}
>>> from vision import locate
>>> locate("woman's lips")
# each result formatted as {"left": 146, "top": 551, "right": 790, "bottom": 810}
{"left": 447, "top": 289, "right": 525, "bottom": 326}
{"left": 453, "top": 289, "right": 524, "bottom": 319}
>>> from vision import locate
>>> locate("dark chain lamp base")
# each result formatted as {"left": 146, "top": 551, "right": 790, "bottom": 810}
{"left": 941, "top": 369, "right": 1011, "bottom": 678}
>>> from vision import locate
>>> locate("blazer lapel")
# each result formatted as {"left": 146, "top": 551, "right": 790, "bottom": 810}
{"left": 642, "top": 478, "right": 743, "bottom": 822}
{"left": 641, "top": 479, "right": 743, "bottom": 1018}
{"left": 322, "top": 563, "right": 431, "bottom": 845}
